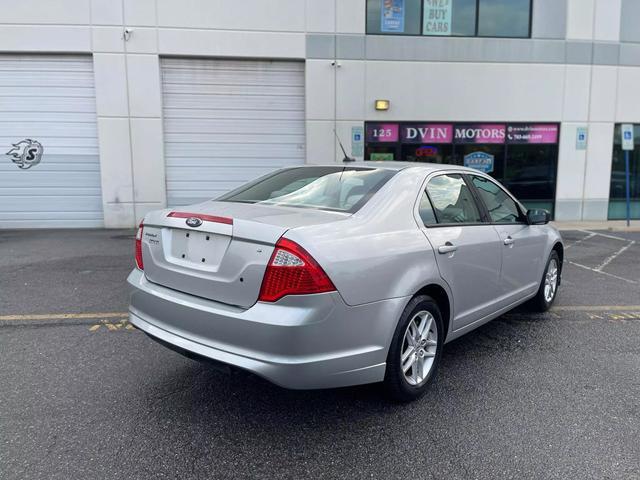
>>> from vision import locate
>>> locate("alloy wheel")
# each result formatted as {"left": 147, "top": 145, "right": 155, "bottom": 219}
{"left": 401, "top": 311, "right": 438, "bottom": 386}
{"left": 544, "top": 258, "right": 558, "bottom": 303}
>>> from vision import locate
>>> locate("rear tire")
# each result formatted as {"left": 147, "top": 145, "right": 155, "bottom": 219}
{"left": 528, "top": 251, "right": 560, "bottom": 312}
{"left": 383, "top": 295, "right": 444, "bottom": 403}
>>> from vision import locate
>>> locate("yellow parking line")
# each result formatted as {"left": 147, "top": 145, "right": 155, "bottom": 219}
{"left": 552, "top": 306, "right": 640, "bottom": 312}
{"left": 1, "top": 306, "right": 640, "bottom": 322}
{"left": 0, "top": 312, "right": 128, "bottom": 321}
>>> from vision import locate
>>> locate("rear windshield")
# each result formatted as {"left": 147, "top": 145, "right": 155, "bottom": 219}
{"left": 218, "top": 166, "right": 396, "bottom": 213}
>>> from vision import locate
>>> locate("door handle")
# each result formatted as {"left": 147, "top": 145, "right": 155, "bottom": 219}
{"left": 438, "top": 242, "right": 458, "bottom": 254}
{"left": 503, "top": 236, "right": 515, "bottom": 246}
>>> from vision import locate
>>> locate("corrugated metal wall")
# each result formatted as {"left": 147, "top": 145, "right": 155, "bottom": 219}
{"left": 161, "top": 58, "right": 306, "bottom": 206}
{"left": 0, "top": 55, "right": 102, "bottom": 228}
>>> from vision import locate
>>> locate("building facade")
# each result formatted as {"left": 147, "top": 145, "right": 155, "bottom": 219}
{"left": 0, "top": 0, "right": 639, "bottom": 228}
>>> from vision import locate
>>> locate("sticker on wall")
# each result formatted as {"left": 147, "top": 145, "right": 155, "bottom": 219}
{"left": 464, "top": 151, "right": 494, "bottom": 173}
{"left": 6, "top": 139, "right": 43, "bottom": 170}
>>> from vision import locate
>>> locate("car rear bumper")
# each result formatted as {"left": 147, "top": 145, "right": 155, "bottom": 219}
{"left": 127, "top": 269, "right": 407, "bottom": 389}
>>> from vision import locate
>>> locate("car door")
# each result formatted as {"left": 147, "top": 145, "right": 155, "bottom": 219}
{"left": 419, "top": 173, "right": 503, "bottom": 330}
{"left": 467, "top": 174, "right": 548, "bottom": 304}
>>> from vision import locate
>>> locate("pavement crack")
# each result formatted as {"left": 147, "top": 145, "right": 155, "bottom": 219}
{"left": 149, "top": 365, "right": 206, "bottom": 408}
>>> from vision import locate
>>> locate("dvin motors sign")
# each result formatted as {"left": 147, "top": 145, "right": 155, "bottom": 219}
{"left": 367, "top": 123, "right": 559, "bottom": 145}
{"left": 454, "top": 124, "right": 506, "bottom": 144}
{"left": 403, "top": 124, "right": 453, "bottom": 143}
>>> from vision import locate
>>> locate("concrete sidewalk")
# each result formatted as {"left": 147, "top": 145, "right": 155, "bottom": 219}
{"left": 552, "top": 220, "right": 640, "bottom": 232}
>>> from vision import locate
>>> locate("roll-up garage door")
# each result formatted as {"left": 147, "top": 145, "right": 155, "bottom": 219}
{"left": 0, "top": 55, "right": 102, "bottom": 228}
{"left": 161, "top": 58, "right": 305, "bottom": 206}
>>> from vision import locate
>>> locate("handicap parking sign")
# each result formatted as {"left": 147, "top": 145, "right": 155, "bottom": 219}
{"left": 622, "top": 124, "right": 634, "bottom": 151}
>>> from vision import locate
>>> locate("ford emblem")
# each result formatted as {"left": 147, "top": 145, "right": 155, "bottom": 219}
{"left": 185, "top": 217, "right": 203, "bottom": 228}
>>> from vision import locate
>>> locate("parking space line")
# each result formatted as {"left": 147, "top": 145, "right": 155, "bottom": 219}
{"left": 580, "top": 230, "right": 629, "bottom": 242}
{"left": 595, "top": 241, "right": 636, "bottom": 272}
{"left": 564, "top": 232, "right": 596, "bottom": 250}
{"left": 567, "top": 260, "right": 638, "bottom": 284}
{"left": 0, "top": 312, "right": 128, "bottom": 321}
{"left": 552, "top": 305, "right": 640, "bottom": 311}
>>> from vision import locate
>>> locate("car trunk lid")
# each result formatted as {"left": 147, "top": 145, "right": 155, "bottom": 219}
{"left": 140, "top": 201, "right": 347, "bottom": 308}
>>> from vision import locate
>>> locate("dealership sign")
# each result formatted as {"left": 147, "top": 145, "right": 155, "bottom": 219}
{"left": 506, "top": 124, "right": 559, "bottom": 144}
{"left": 402, "top": 124, "right": 453, "bottom": 143}
{"left": 454, "top": 124, "right": 506, "bottom": 144}
{"left": 367, "top": 123, "right": 559, "bottom": 145}
{"left": 464, "top": 152, "right": 494, "bottom": 173}
{"left": 366, "top": 123, "right": 399, "bottom": 142}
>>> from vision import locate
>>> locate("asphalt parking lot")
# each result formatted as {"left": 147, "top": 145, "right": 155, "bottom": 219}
{"left": 1, "top": 229, "right": 639, "bottom": 479}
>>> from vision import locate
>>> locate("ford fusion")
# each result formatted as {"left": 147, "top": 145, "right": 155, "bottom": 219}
{"left": 128, "top": 163, "right": 562, "bottom": 401}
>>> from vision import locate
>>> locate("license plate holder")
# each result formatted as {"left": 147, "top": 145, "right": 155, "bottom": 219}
{"left": 170, "top": 229, "right": 226, "bottom": 268}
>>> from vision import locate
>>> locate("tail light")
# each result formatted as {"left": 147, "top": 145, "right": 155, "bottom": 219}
{"left": 135, "top": 222, "right": 144, "bottom": 270}
{"left": 258, "top": 238, "right": 336, "bottom": 302}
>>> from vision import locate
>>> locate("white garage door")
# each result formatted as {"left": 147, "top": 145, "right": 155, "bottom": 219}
{"left": 161, "top": 58, "right": 305, "bottom": 206}
{"left": 0, "top": 55, "right": 102, "bottom": 228}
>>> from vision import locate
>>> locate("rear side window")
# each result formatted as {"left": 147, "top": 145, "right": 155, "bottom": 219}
{"left": 418, "top": 191, "right": 437, "bottom": 226}
{"left": 470, "top": 175, "right": 524, "bottom": 224}
{"left": 426, "top": 174, "right": 482, "bottom": 224}
{"left": 218, "top": 167, "right": 396, "bottom": 213}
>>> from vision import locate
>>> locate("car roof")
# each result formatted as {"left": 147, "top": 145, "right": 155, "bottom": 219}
{"left": 297, "top": 161, "right": 478, "bottom": 174}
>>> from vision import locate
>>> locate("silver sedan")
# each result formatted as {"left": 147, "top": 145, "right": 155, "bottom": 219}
{"left": 128, "top": 163, "right": 563, "bottom": 401}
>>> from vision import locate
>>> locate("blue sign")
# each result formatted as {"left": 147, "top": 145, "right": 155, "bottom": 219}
{"left": 381, "top": 0, "right": 405, "bottom": 33}
{"left": 576, "top": 126, "right": 588, "bottom": 150}
{"left": 622, "top": 124, "right": 634, "bottom": 151}
{"left": 464, "top": 151, "right": 494, "bottom": 173}
{"left": 351, "top": 126, "right": 364, "bottom": 157}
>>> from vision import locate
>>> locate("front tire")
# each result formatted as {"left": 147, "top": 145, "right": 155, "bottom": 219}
{"left": 528, "top": 250, "right": 560, "bottom": 312}
{"left": 383, "top": 295, "right": 444, "bottom": 402}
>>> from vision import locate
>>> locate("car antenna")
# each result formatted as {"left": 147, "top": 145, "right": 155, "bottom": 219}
{"left": 334, "top": 129, "right": 355, "bottom": 163}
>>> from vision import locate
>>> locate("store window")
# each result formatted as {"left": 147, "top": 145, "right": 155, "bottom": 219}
{"left": 365, "top": 122, "right": 559, "bottom": 216}
{"left": 365, "top": 0, "right": 532, "bottom": 38}
{"left": 609, "top": 124, "right": 640, "bottom": 220}
{"left": 367, "top": 0, "right": 422, "bottom": 35}
{"left": 477, "top": 0, "right": 531, "bottom": 37}
{"left": 470, "top": 175, "right": 524, "bottom": 224}
{"left": 503, "top": 143, "right": 557, "bottom": 213}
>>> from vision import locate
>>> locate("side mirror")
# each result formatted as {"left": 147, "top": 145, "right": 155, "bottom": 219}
{"left": 527, "top": 209, "right": 550, "bottom": 225}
